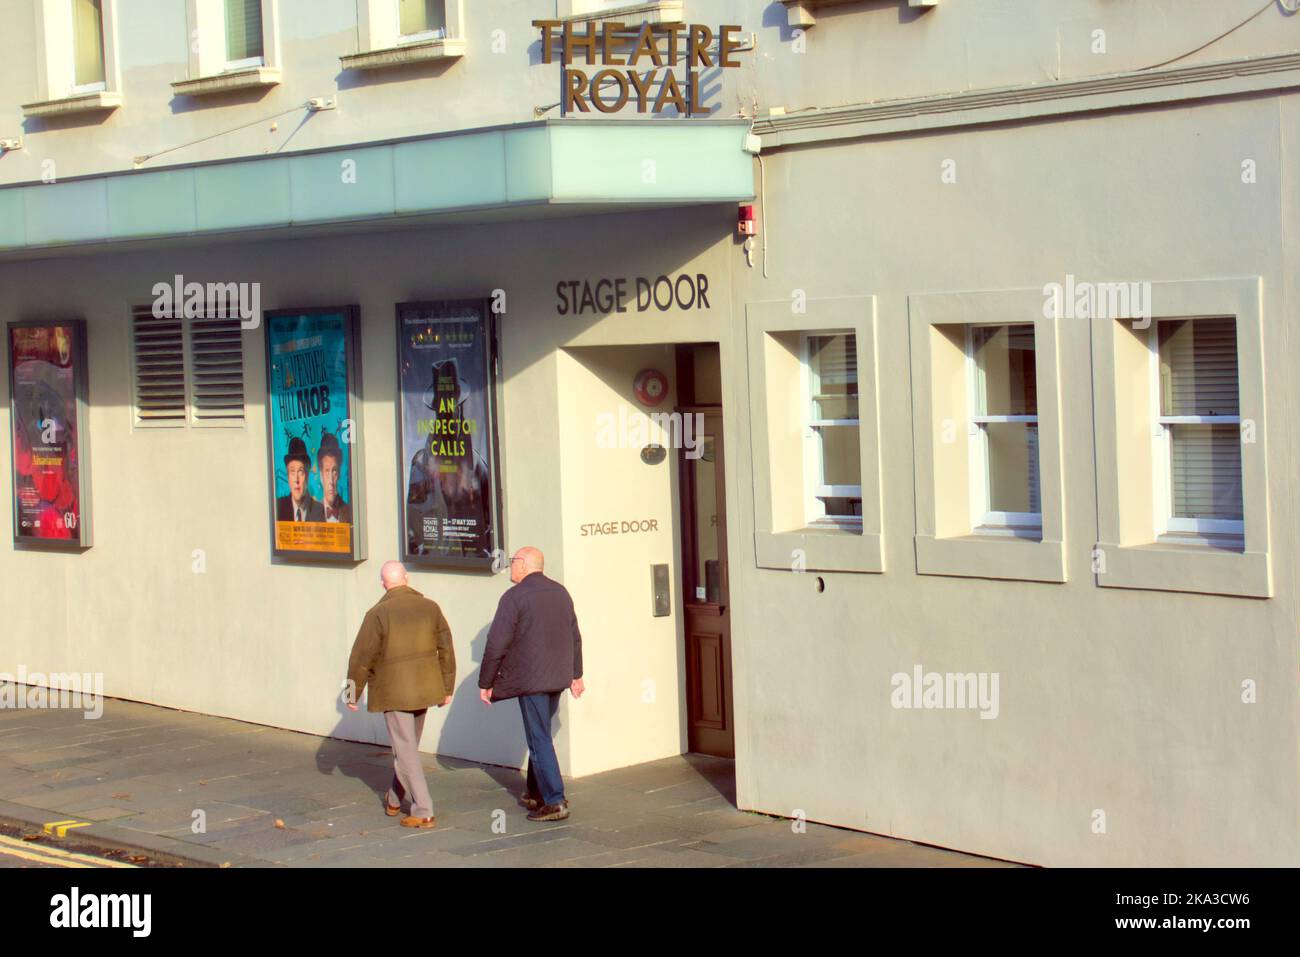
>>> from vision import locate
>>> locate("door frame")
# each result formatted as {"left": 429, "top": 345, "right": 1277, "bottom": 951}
{"left": 677, "top": 403, "right": 735, "bottom": 757}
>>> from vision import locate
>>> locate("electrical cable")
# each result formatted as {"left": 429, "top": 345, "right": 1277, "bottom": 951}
{"left": 133, "top": 101, "right": 320, "bottom": 167}
{"left": 1144, "top": 0, "right": 1274, "bottom": 72}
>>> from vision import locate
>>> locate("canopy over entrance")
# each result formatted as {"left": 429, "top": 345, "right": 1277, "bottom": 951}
{"left": 0, "top": 119, "right": 755, "bottom": 259}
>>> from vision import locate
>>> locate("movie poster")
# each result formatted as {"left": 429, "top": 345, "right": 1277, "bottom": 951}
{"left": 7, "top": 321, "right": 91, "bottom": 547}
{"left": 265, "top": 307, "right": 365, "bottom": 561}
{"left": 396, "top": 299, "right": 501, "bottom": 568}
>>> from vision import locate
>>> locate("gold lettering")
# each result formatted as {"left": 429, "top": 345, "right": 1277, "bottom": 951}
{"left": 628, "top": 69, "right": 656, "bottom": 113}
{"left": 533, "top": 20, "right": 562, "bottom": 64}
{"left": 602, "top": 22, "right": 626, "bottom": 66}
{"left": 719, "top": 25, "right": 743, "bottom": 68}
{"left": 630, "top": 23, "right": 665, "bottom": 66}
{"left": 564, "top": 69, "right": 591, "bottom": 112}
{"left": 590, "top": 69, "right": 630, "bottom": 113}
{"left": 564, "top": 21, "right": 599, "bottom": 65}
{"left": 689, "top": 24, "right": 715, "bottom": 67}
{"left": 654, "top": 71, "right": 687, "bottom": 114}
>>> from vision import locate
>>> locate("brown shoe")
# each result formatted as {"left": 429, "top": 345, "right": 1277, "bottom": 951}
{"left": 384, "top": 800, "right": 402, "bottom": 817}
{"left": 400, "top": 815, "right": 436, "bottom": 829}
{"left": 520, "top": 792, "right": 542, "bottom": 811}
{"left": 526, "top": 802, "right": 570, "bottom": 822}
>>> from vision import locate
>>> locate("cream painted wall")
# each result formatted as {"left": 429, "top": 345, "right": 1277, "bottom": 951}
{"left": 1, "top": 0, "right": 1298, "bottom": 867}
{"left": 3, "top": 1, "right": 1300, "bottom": 184}
{"left": 557, "top": 344, "right": 687, "bottom": 777}
{"left": 726, "top": 93, "right": 1299, "bottom": 866}
{"left": 0, "top": 204, "right": 733, "bottom": 780}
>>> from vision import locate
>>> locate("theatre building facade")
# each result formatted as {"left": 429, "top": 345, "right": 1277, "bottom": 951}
{"left": 1, "top": 0, "right": 1297, "bottom": 866}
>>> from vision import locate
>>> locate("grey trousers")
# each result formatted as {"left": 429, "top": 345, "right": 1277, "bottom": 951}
{"left": 384, "top": 709, "right": 433, "bottom": 819}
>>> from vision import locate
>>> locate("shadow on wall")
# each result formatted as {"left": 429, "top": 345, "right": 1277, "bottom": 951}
{"left": 435, "top": 626, "right": 533, "bottom": 772}
{"left": 312, "top": 624, "right": 534, "bottom": 804}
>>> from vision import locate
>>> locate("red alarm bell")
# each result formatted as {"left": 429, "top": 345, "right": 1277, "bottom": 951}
{"left": 633, "top": 369, "right": 669, "bottom": 407}
{"left": 738, "top": 203, "right": 756, "bottom": 237}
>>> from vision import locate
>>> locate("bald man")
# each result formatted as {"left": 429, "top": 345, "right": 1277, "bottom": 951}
{"left": 478, "top": 547, "right": 585, "bottom": 822}
{"left": 346, "top": 561, "right": 456, "bottom": 829}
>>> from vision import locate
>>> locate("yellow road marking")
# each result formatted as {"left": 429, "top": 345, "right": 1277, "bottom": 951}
{"left": 0, "top": 834, "right": 136, "bottom": 868}
{"left": 42, "top": 820, "right": 93, "bottom": 838}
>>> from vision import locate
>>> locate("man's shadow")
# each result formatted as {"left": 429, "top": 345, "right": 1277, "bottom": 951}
{"left": 314, "top": 627, "right": 534, "bottom": 808}
{"left": 435, "top": 629, "right": 534, "bottom": 799}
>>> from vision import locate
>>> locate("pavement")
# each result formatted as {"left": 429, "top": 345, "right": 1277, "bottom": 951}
{"left": 0, "top": 697, "right": 1017, "bottom": 868}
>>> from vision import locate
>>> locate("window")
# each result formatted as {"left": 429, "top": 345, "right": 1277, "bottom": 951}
{"left": 224, "top": 0, "right": 264, "bottom": 67}
{"left": 398, "top": 0, "right": 446, "bottom": 39}
{"left": 23, "top": 0, "right": 121, "bottom": 116}
{"left": 967, "top": 324, "right": 1040, "bottom": 537}
{"left": 908, "top": 288, "right": 1065, "bottom": 583}
{"left": 1152, "top": 317, "right": 1242, "bottom": 541}
{"left": 747, "top": 297, "right": 883, "bottom": 574}
{"left": 131, "top": 305, "right": 246, "bottom": 428}
{"left": 803, "top": 332, "right": 862, "bottom": 527}
{"left": 1088, "top": 278, "right": 1268, "bottom": 597}
{"left": 71, "top": 0, "right": 106, "bottom": 91}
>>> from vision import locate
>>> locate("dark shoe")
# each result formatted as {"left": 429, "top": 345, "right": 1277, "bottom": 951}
{"left": 384, "top": 800, "right": 402, "bottom": 817}
{"left": 519, "top": 792, "right": 542, "bottom": 811}
{"left": 526, "top": 802, "right": 570, "bottom": 822}
{"left": 400, "top": 815, "right": 436, "bottom": 829}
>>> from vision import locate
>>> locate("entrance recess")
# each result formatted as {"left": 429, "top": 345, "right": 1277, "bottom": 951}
{"left": 677, "top": 343, "right": 734, "bottom": 758}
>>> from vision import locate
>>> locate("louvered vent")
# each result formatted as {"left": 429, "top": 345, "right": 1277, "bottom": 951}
{"left": 131, "top": 305, "right": 188, "bottom": 425}
{"left": 189, "top": 312, "right": 245, "bottom": 423}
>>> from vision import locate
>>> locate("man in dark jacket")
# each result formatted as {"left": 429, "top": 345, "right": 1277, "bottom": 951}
{"left": 478, "top": 546, "right": 584, "bottom": 822}
{"left": 347, "top": 561, "right": 456, "bottom": 829}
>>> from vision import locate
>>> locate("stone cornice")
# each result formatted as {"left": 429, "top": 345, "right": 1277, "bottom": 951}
{"left": 754, "top": 51, "right": 1300, "bottom": 148}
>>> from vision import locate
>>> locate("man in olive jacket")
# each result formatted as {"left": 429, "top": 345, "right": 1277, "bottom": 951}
{"left": 347, "top": 560, "right": 455, "bottom": 829}
{"left": 478, "top": 546, "right": 584, "bottom": 822}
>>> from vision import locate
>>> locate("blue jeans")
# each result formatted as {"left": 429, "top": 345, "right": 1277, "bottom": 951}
{"left": 518, "top": 692, "right": 564, "bottom": 807}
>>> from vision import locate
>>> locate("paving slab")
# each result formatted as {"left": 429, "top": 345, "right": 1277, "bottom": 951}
{"left": 0, "top": 697, "right": 1018, "bottom": 869}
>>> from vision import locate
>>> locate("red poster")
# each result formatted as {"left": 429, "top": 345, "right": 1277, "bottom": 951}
{"left": 8, "top": 323, "right": 89, "bottom": 546}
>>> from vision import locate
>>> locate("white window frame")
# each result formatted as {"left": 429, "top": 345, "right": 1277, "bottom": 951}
{"left": 356, "top": 0, "right": 463, "bottom": 54}
{"left": 800, "top": 331, "right": 863, "bottom": 530}
{"left": 185, "top": 0, "right": 280, "bottom": 79}
{"left": 1148, "top": 318, "right": 1244, "bottom": 541}
{"left": 222, "top": 0, "right": 266, "bottom": 69}
{"left": 965, "top": 324, "right": 1041, "bottom": 539}
{"left": 396, "top": 0, "right": 448, "bottom": 43}
{"left": 31, "top": 0, "right": 121, "bottom": 103}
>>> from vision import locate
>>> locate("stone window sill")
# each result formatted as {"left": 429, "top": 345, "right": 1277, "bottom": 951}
{"left": 341, "top": 38, "right": 466, "bottom": 71}
{"left": 1096, "top": 541, "right": 1270, "bottom": 598}
{"left": 756, "top": 527, "right": 883, "bottom": 574}
{"left": 559, "top": 2, "right": 684, "bottom": 25}
{"left": 22, "top": 91, "right": 122, "bottom": 119}
{"left": 915, "top": 533, "right": 1066, "bottom": 583}
{"left": 782, "top": 0, "right": 936, "bottom": 28}
{"left": 172, "top": 68, "right": 282, "bottom": 98}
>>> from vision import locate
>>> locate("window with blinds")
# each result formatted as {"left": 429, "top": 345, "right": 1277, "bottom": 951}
{"left": 969, "top": 324, "right": 1040, "bottom": 535}
{"left": 130, "top": 306, "right": 246, "bottom": 428}
{"left": 399, "top": 0, "right": 447, "bottom": 37}
{"left": 1156, "top": 317, "right": 1242, "bottom": 529}
{"left": 804, "top": 332, "right": 862, "bottom": 525}
{"left": 225, "top": 0, "right": 264, "bottom": 64}
{"left": 72, "top": 0, "right": 107, "bottom": 89}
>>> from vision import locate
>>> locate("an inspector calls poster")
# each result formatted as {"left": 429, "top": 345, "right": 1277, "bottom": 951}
{"left": 396, "top": 299, "right": 500, "bottom": 568}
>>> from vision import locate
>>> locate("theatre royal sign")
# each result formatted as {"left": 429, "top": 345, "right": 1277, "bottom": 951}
{"left": 533, "top": 19, "right": 748, "bottom": 115}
